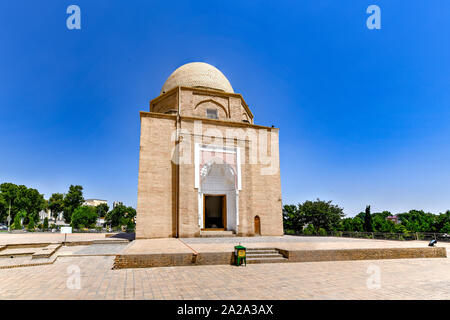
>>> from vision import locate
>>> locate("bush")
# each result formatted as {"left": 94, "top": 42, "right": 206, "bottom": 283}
{"left": 43, "top": 217, "right": 49, "bottom": 230}
{"left": 303, "top": 224, "right": 315, "bottom": 235}
{"left": 71, "top": 206, "right": 97, "bottom": 229}
{"left": 318, "top": 228, "right": 327, "bottom": 236}
{"left": 27, "top": 217, "right": 35, "bottom": 231}
{"left": 13, "top": 212, "right": 24, "bottom": 230}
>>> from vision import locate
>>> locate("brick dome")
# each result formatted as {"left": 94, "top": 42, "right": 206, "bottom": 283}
{"left": 161, "top": 62, "right": 234, "bottom": 95}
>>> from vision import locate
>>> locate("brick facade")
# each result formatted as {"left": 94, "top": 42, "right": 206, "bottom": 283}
{"left": 136, "top": 86, "right": 283, "bottom": 238}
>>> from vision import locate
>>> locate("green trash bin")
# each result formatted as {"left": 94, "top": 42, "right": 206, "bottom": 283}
{"left": 234, "top": 245, "right": 246, "bottom": 266}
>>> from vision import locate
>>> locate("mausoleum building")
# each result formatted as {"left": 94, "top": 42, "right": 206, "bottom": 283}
{"left": 136, "top": 62, "right": 283, "bottom": 238}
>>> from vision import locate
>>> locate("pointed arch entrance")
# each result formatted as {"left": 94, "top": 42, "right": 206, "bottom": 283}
{"left": 195, "top": 144, "right": 242, "bottom": 233}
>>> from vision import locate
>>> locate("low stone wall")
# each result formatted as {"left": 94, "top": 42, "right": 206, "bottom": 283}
{"left": 113, "top": 252, "right": 235, "bottom": 269}
{"left": 113, "top": 253, "right": 194, "bottom": 269}
{"left": 113, "top": 247, "right": 446, "bottom": 269}
{"left": 278, "top": 247, "right": 447, "bottom": 263}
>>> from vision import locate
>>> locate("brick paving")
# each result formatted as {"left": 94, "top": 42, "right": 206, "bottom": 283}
{"left": 0, "top": 235, "right": 449, "bottom": 299}
{"left": 124, "top": 236, "right": 450, "bottom": 254}
{"left": 0, "top": 255, "right": 449, "bottom": 299}
{"left": 0, "top": 232, "right": 121, "bottom": 245}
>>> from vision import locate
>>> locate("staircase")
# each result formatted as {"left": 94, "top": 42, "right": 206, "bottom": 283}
{"left": 246, "top": 248, "right": 288, "bottom": 264}
{"left": 199, "top": 230, "right": 236, "bottom": 237}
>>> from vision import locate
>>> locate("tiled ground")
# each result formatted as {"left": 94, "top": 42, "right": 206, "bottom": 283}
{"left": 123, "top": 236, "right": 450, "bottom": 254}
{"left": 0, "top": 232, "right": 120, "bottom": 245}
{"left": 0, "top": 235, "right": 449, "bottom": 299}
{"left": 0, "top": 255, "right": 449, "bottom": 299}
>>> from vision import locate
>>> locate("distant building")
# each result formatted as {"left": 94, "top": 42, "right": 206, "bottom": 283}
{"left": 386, "top": 215, "right": 400, "bottom": 224}
{"left": 96, "top": 217, "right": 106, "bottom": 227}
{"left": 113, "top": 201, "right": 123, "bottom": 209}
{"left": 39, "top": 209, "right": 65, "bottom": 225}
{"left": 83, "top": 199, "right": 108, "bottom": 207}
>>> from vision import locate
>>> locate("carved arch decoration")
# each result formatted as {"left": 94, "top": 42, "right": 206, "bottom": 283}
{"left": 195, "top": 99, "right": 229, "bottom": 118}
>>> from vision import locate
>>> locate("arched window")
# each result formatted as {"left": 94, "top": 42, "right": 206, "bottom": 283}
{"left": 206, "top": 108, "right": 218, "bottom": 119}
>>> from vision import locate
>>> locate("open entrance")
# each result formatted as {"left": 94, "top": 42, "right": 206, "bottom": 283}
{"left": 203, "top": 195, "right": 226, "bottom": 229}
{"left": 254, "top": 215, "right": 261, "bottom": 235}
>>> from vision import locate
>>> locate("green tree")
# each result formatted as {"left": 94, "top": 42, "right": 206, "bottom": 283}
{"left": 27, "top": 216, "right": 35, "bottom": 231}
{"left": 440, "top": 222, "right": 450, "bottom": 234}
{"left": 71, "top": 206, "right": 97, "bottom": 229}
{"left": 0, "top": 193, "right": 7, "bottom": 223}
{"left": 283, "top": 204, "right": 305, "bottom": 233}
{"left": 397, "top": 210, "right": 436, "bottom": 232}
{"left": 303, "top": 224, "right": 316, "bottom": 235}
{"left": 48, "top": 193, "right": 64, "bottom": 223}
{"left": 13, "top": 210, "right": 26, "bottom": 230}
{"left": 63, "top": 185, "right": 84, "bottom": 223}
{"left": 0, "top": 183, "right": 18, "bottom": 219}
{"left": 96, "top": 203, "right": 109, "bottom": 218}
{"left": 0, "top": 183, "right": 45, "bottom": 225}
{"left": 43, "top": 217, "right": 49, "bottom": 230}
{"left": 352, "top": 216, "right": 364, "bottom": 231}
{"left": 296, "top": 199, "right": 344, "bottom": 233}
{"left": 364, "top": 205, "right": 373, "bottom": 232}
{"left": 105, "top": 204, "right": 136, "bottom": 228}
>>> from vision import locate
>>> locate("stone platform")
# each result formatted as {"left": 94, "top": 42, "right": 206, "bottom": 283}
{"left": 0, "top": 233, "right": 129, "bottom": 269}
{"left": 113, "top": 236, "right": 448, "bottom": 269}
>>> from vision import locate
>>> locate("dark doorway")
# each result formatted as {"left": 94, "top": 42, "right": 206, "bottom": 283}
{"left": 254, "top": 215, "right": 261, "bottom": 235}
{"left": 204, "top": 195, "right": 226, "bottom": 229}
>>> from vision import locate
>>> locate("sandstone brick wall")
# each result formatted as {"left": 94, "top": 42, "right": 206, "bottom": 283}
{"left": 136, "top": 114, "right": 177, "bottom": 239}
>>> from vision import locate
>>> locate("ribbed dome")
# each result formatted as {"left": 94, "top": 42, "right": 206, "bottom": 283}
{"left": 160, "top": 62, "right": 234, "bottom": 95}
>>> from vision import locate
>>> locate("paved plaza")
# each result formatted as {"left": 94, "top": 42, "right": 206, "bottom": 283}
{"left": 0, "top": 255, "right": 450, "bottom": 299}
{"left": 0, "top": 232, "right": 121, "bottom": 245}
{"left": 0, "top": 234, "right": 449, "bottom": 299}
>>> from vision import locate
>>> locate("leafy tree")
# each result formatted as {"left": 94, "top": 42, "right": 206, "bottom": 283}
{"left": 372, "top": 215, "right": 396, "bottom": 233}
{"left": 0, "top": 183, "right": 18, "bottom": 218}
{"left": 283, "top": 204, "right": 305, "bottom": 233}
{"left": 105, "top": 204, "right": 136, "bottom": 228}
{"left": 364, "top": 205, "right": 373, "bottom": 232}
{"left": 96, "top": 203, "right": 109, "bottom": 218}
{"left": 48, "top": 193, "right": 64, "bottom": 223}
{"left": 13, "top": 210, "right": 26, "bottom": 230}
{"left": 303, "top": 224, "right": 316, "bottom": 235}
{"left": 339, "top": 216, "right": 364, "bottom": 232}
{"left": 63, "top": 185, "right": 84, "bottom": 223}
{"left": 397, "top": 210, "right": 437, "bottom": 232}
{"left": 0, "top": 183, "right": 45, "bottom": 224}
{"left": 71, "top": 206, "right": 97, "bottom": 229}
{"left": 441, "top": 222, "right": 450, "bottom": 234}
{"left": 352, "top": 216, "right": 364, "bottom": 231}
{"left": 0, "top": 193, "right": 7, "bottom": 223}
{"left": 296, "top": 199, "right": 344, "bottom": 233}
{"left": 317, "top": 227, "right": 327, "bottom": 236}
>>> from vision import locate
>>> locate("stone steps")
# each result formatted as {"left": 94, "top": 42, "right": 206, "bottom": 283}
{"left": 92, "top": 239, "right": 129, "bottom": 244}
{"left": 199, "top": 230, "right": 235, "bottom": 238}
{"left": 245, "top": 248, "right": 287, "bottom": 264}
{"left": 32, "top": 244, "right": 62, "bottom": 259}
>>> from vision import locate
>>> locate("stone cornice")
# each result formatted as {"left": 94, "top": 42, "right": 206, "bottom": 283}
{"left": 139, "top": 111, "right": 278, "bottom": 131}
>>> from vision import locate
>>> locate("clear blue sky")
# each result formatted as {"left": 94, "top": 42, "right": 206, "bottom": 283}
{"left": 1, "top": 1, "right": 449, "bottom": 216}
